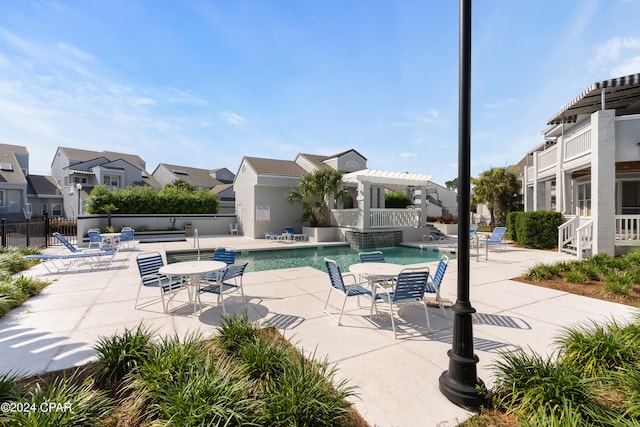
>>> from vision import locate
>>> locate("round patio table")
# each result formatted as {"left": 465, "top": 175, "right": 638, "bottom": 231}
{"left": 159, "top": 260, "right": 227, "bottom": 314}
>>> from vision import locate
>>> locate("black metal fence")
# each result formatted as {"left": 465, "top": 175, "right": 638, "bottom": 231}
{"left": 0, "top": 216, "right": 78, "bottom": 248}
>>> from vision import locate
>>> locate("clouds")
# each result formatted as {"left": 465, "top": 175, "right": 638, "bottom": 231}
{"left": 220, "top": 112, "right": 247, "bottom": 126}
{"left": 588, "top": 37, "right": 640, "bottom": 76}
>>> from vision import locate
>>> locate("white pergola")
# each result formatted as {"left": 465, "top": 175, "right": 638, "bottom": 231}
{"left": 341, "top": 169, "right": 432, "bottom": 229}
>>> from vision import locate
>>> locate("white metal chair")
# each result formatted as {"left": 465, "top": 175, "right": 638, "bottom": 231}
{"left": 323, "top": 258, "right": 372, "bottom": 325}
{"left": 229, "top": 223, "right": 239, "bottom": 236}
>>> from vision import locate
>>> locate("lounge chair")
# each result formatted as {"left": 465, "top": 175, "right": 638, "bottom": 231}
{"left": 198, "top": 262, "right": 248, "bottom": 314}
{"left": 323, "top": 258, "right": 372, "bottom": 326}
{"left": 87, "top": 229, "right": 102, "bottom": 249}
{"left": 135, "top": 251, "right": 186, "bottom": 313}
{"left": 424, "top": 255, "right": 450, "bottom": 318}
{"left": 283, "top": 226, "right": 306, "bottom": 241}
{"left": 357, "top": 251, "right": 390, "bottom": 286}
{"left": 118, "top": 227, "right": 136, "bottom": 250}
{"left": 371, "top": 266, "right": 431, "bottom": 339}
{"left": 24, "top": 251, "right": 117, "bottom": 274}
{"left": 478, "top": 227, "right": 508, "bottom": 251}
{"left": 53, "top": 232, "right": 115, "bottom": 254}
{"left": 265, "top": 231, "right": 286, "bottom": 241}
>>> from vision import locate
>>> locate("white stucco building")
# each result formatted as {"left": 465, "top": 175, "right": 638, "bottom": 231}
{"left": 523, "top": 74, "right": 640, "bottom": 257}
{"left": 233, "top": 149, "right": 443, "bottom": 248}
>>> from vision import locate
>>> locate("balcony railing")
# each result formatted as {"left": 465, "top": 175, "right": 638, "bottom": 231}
{"left": 616, "top": 215, "right": 640, "bottom": 244}
{"left": 331, "top": 208, "right": 420, "bottom": 229}
{"left": 537, "top": 145, "right": 557, "bottom": 171}
{"left": 564, "top": 128, "right": 591, "bottom": 161}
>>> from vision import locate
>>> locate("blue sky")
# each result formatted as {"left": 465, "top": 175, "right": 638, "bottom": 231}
{"left": 1, "top": 0, "right": 640, "bottom": 185}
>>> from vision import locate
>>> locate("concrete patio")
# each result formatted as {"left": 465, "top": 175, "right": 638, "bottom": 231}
{"left": 2, "top": 236, "right": 637, "bottom": 426}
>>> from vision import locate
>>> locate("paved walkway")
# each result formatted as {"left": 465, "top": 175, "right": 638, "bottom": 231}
{"left": 2, "top": 236, "right": 637, "bottom": 426}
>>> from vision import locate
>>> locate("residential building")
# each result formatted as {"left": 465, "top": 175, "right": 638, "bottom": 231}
{"left": 152, "top": 164, "right": 236, "bottom": 213}
{"left": 234, "top": 149, "right": 441, "bottom": 247}
{"left": 51, "top": 147, "right": 160, "bottom": 218}
{"left": 0, "top": 144, "right": 31, "bottom": 221}
{"left": 523, "top": 73, "right": 640, "bottom": 257}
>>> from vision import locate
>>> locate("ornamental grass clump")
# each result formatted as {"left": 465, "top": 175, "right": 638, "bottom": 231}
{"left": 555, "top": 318, "right": 640, "bottom": 378}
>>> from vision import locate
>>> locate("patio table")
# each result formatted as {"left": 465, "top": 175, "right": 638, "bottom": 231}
{"left": 159, "top": 260, "right": 227, "bottom": 314}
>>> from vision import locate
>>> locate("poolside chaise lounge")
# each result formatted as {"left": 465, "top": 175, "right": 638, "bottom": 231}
{"left": 265, "top": 231, "right": 287, "bottom": 241}
{"left": 24, "top": 251, "right": 117, "bottom": 274}
{"left": 283, "top": 226, "right": 306, "bottom": 241}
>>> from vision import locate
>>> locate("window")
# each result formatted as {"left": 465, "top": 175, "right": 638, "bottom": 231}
{"left": 577, "top": 182, "right": 591, "bottom": 217}
{"left": 620, "top": 181, "right": 640, "bottom": 214}
{"left": 51, "top": 203, "right": 62, "bottom": 217}
{"left": 7, "top": 190, "right": 20, "bottom": 212}
{"left": 103, "top": 175, "right": 120, "bottom": 187}
{"left": 42, "top": 203, "right": 48, "bottom": 216}
{"left": 73, "top": 176, "right": 88, "bottom": 184}
{"left": 0, "top": 190, "right": 4, "bottom": 208}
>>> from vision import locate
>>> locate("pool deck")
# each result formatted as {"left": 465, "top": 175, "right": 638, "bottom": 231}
{"left": 2, "top": 236, "right": 638, "bottom": 426}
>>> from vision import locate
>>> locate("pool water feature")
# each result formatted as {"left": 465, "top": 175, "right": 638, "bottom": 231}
{"left": 167, "top": 245, "right": 453, "bottom": 273}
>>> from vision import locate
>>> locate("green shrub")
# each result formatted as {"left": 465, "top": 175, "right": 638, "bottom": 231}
{"left": 506, "top": 211, "right": 522, "bottom": 242}
{"left": 603, "top": 270, "right": 634, "bottom": 297}
{"left": 556, "top": 319, "right": 640, "bottom": 378}
{"left": 261, "top": 352, "right": 357, "bottom": 427}
{"left": 491, "top": 349, "right": 595, "bottom": 418}
{"left": 6, "top": 371, "right": 114, "bottom": 426}
{"left": 515, "top": 211, "right": 565, "bottom": 249}
{"left": 384, "top": 191, "right": 413, "bottom": 208}
{"left": 524, "top": 263, "right": 559, "bottom": 281}
{"left": 239, "top": 332, "right": 292, "bottom": 383}
{"left": 214, "top": 314, "right": 261, "bottom": 356}
{"left": 93, "top": 324, "right": 155, "bottom": 388}
{"left": 564, "top": 270, "right": 589, "bottom": 284}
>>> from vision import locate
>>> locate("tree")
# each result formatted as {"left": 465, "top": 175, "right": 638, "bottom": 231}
{"left": 287, "top": 168, "right": 351, "bottom": 226}
{"left": 165, "top": 178, "right": 195, "bottom": 192}
{"left": 472, "top": 167, "right": 521, "bottom": 228}
{"left": 445, "top": 178, "right": 458, "bottom": 192}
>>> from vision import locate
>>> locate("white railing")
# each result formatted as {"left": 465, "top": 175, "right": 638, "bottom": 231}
{"left": 370, "top": 208, "right": 420, "bottom": 228}
{"left": 537, "top": 145, "right": 557, "bottom": 171}
{"left": 526, "top": 165, "right": 534, "bottom": 183}
{"left": 331, "top": 209, "right": 359, "bottom": 228}
{"left": 615, "top": 215, "right": 640, "bottom": 244}
{"left": 558, "top": 215, "right": 579, "bottom": 254}
{"left": 575, "top": 220, "right": 593, "bottom": 260}
{"left": 331, "top": 208, "right": 420, "bottom": 229}
{"left": 564, "top": 128, "right": 591, "bottom": 161}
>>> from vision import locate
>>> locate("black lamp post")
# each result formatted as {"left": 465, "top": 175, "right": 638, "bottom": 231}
{"left": 438, "top": 0, "right": 486, "bottom": 410}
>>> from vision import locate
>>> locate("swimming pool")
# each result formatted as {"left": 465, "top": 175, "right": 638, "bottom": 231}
{"left": 167, "top": 245, "right": 453, "bottom": 273}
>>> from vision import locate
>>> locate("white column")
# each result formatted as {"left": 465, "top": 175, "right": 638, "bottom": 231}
{"left": 532, "top": 152, "right": 539, "bottom": 211}
{"left": 591, "top": 110, "right": 616, "bottom": 256}
{"left": 419, "top": 185, "right": 427, "bottom": 228}
{"left": 356, "top": 180, "right": 370, "bottom": 230}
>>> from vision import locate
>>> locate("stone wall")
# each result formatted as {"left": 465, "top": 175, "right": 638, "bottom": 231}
{"left": 345, "top": 230, "right": 403, "bottom": 249}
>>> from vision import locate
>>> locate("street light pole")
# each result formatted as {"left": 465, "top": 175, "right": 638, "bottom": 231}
{"left": 76, "top": 183, "right": 83, "bottom": 218}
{"left": 439, "top": 0, "right": 486, "bottom": 410}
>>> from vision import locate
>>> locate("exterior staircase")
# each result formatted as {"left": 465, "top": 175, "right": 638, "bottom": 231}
{"left": 558, "top": 216, "right": 593, "bottom": 259}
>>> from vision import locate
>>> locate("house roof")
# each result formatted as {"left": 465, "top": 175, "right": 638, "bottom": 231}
{"left": 243, "top": 157, "right": 307, "bottom": 177}
{"left": 297, "top": 149, "right": 368, "bottom": 169}
{"left": 27, "top": 175, "right": 62, "bottom": 196}
{"left": 547, "top": 73, "right": 640, "bottom": 124}
{"left": 342, "top": 169, "right": 432, "bottom": 186}
{"left": 156, "top": 163, "right": 227, "bottom": 189}
{"left": 57, "top": 147, "right": 146, "bottom": 170}
{"left": 0, "top": 146, "right": 27, "bottom": 185}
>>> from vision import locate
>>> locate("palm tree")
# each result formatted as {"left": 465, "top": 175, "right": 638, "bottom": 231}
{"left": 472, "top": 167, "right": 521, "bottom": 228}
{"left": 287, "top": 168, "right": 351, "bottom": 227}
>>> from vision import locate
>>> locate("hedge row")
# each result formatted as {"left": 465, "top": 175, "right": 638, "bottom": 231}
{"left": 506, "top": 211, "right": 564, "bottom": 249}
{"left": 86, "top": 185, "right": 219, "bottom": 214}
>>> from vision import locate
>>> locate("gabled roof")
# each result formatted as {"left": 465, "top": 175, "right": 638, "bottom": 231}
{"left": 547, "top": 73, "right": 640, "bottom": 124}
{"left": 242, "top": 157, "right": 307, "bottom": 177}
{"left": 57, "top": 147, "right": 146, "bottom": 170}
{"left": 156, "top": 163, "right": 225, "bottom": 189}
{"left": 0, "top": 146, "right": 27, "bottom": 185}
{"left": 297, "top": 149, "right": 368, "bottom": 169}
{"left": 27, "top": 175, "right": 62, "bottom": 196}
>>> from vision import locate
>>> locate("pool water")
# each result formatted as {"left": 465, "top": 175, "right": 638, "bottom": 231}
{"left": 167, "top": 245, "right": 453, "bottom": 273}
